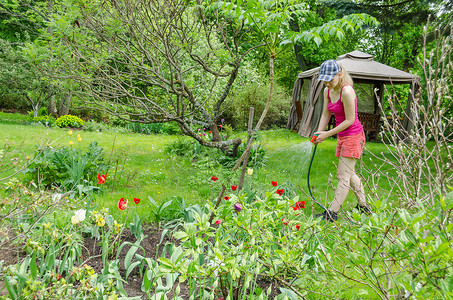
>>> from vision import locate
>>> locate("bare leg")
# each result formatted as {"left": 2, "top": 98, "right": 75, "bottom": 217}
{"left": 329, "top": 156, "right": 358, "bottom": 212}
{"left": 350, "top": 173, "right": 366, "bottom": 206}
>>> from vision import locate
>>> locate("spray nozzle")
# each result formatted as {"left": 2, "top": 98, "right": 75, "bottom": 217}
{"left": 310, "top": 134, "right": 319, "bottom": 143}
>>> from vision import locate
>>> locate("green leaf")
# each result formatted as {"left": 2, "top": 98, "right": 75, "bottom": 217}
{"left": 126, "top": 261, "right": 141, "bottom": 280}
{"left": 313, "top": 36, "right": 322, "bottom": 47}
{"left": 4, "top": 277, "right": 18, "bottom": 300}
{"left": 30, "top": 252, "right": 38, "bottom": 279}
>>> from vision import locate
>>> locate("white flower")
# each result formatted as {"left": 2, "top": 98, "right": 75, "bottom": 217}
{"left": 74, "top": 209, "right": 86, "bottom": 222}
{"left": 51, "top": 193, "right": 64, "bottom": 202}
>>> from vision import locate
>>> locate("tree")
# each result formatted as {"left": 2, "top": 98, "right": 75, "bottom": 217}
{"left": 0, "top": 38, "right": 57, "bottom": 116}
{"left": 0, "top": 0, "right": 72, "bottom": 116}
{"left": 323, "top": 0, "right": 452, "bottom": 71}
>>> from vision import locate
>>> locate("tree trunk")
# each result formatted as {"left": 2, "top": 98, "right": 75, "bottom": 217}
{"left": 48, "top": 96, "right": 57, "bottom": 118}
{"left": 59, "top": 92, "right": 71, "bottom": 116}
{"left": 289, "top": 17, "right": 307, "bottom": 71}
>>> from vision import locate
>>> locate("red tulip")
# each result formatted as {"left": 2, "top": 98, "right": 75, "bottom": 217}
{"left": 231, "top": 185, "right": 237, "bottom": 191}
{"left": 133, "top": 198, "right": 141, "bottom": 204}
{"left": 97, "top": 174, "right": 106, "bottom": 184}
{"left": 224, "top": 196, "right": 230, "bottom": 201}
{"left": 276, "top": 189, "right": 284, "bottom": 196}
{"left": 211, "top": 176, "right": 219, "bottom": 181}
{"left": 118, "top": 197, "right": 128, "bottom": 210}
{"left": 271, "top": 181, "right": 278, "bottom": 187}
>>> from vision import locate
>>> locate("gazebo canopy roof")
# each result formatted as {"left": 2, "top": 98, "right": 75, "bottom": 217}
{"left": 297, "top": 50, "right": 419, "bottom": 84}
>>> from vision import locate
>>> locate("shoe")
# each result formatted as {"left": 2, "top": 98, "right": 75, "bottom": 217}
{"left": 315, "top": 210, "right": 338, "bottom": 222}
{"left": 355, "top": 204, "right": 372, "bottom": 214}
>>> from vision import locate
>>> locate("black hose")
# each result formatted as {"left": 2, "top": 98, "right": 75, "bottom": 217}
{"left": 307, "top": 144, "right": 327, "bottom": 211}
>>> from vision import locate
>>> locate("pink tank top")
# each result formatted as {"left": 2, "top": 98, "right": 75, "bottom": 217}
{"left": 327, "top": 85, "right": 363, "bottom": 137}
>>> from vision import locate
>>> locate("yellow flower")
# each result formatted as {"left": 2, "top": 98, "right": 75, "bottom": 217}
{"left": 97, "top": 217, "right": 105, "bottom": 227}
{"left": 69, "top": 140, "right": 73, "bottom": 146}
{"left": 71, "top": 216, "right": 80, "bottom": 225}
{"left": 77, "top": 137, "right": 82, "bottom": 142}
{"left": 247, "top": 168, "right": 254, "bottom": 176}
{"left": 77, "top": 134, "right": 81, "bottom": 138}
{"left": 68, "top": 130, "right": 73, "bottom": 136}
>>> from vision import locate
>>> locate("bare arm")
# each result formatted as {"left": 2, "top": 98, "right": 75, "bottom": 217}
{"left": 316, "top": 87, "right": 332, "bottom": 132}
{"left": 314, "top": 86, "right": 356, "bottom": 144}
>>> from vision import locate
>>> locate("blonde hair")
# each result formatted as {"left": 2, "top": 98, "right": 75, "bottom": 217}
{"left": 339, "top": 64, "right": 353, "bottom": 86}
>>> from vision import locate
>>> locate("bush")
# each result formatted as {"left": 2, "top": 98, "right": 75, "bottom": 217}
{"left": 223, "top": 82, "right": 291, "bottom": 130}
{"left": 82, "top": 119, "right": 109, "bottom": 132}
{"left": 29, "top": 115, "right": 55, "bottom": 127}
{"left": 109, "top": 115, "right": 129, "bottom": 127}
{"left": 127, "top": 121, "right": 180, "bottom": 135}
{"left": 28, "top": 107, "right": 48, "bottom": 118}
{"left": 22, "top": 141, "right": 109, "bottom": 195}
{"left": 55, "top": 114, "right": 85, "bottom": 128}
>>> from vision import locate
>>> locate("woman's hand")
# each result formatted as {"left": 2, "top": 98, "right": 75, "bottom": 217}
{"left": 312, "top": 131, "right": 329, "bottom": 145}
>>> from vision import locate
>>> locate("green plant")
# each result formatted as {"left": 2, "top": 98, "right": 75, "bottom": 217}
{"left": 109, "top": 115, "right": 129, "bottom": 127}
{"left": 88, "top": 208, "right": 125, "bottom": 261}
{"left": 148, "top": 196, "right": 173, "bottom": 231}
{"left": 55, "top": 114, "right": 85, "bottom": 128}
{"left": 218, "top": 142, "right": 267, "bottom": 169}
{"left": 29, "top": 115, "right": 55, "bottom": 127}
{"left": 127, "top": 121, "right": 180, "bottom": 135}
{"left": 22, "top": 141, "right": 109, "bottom": 195}
{"left": 82, "top": 119, "right": 110, "bottom": 132}
{"left": 28, "top": 107, "right": 48, "bottom": 118}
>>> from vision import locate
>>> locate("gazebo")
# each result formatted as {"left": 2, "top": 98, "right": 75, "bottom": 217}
{"left": 286, "top": 51, "right": 420, "bottom": 140}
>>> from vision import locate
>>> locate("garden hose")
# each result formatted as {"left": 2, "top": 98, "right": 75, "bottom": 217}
{"left": 307, "top": 135, "right": 328, "bottom": 211}
{"left": 308, "top": 135, "right": 356, "bottom": 224}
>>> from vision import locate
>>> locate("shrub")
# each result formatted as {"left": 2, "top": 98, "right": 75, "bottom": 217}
{"left": 28, "top": 107, "right": 48, "bottom": 118}
{"left": 29, "top": 115, "right": 55, "bottom": 127}
{"left": 109, "top": 115, "right": 129, "bottom": 127}
{"left": 82, "top": 119, "right": 109, "bottom": 132}
{"left": 22, "top": 141, "right": 109, "bottom": 194}
{"left": 55, "top": 114, "right": 85, "bottom": 128}
{"left": 127, "top": 121, "right": 181, "bottom": 135}
{"left": 223, "top": 82, "right": 291, "bottom": 130}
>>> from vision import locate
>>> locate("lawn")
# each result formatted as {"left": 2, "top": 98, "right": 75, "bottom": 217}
{"left": 0, "top": 112, "right": 394, "bottom": 223}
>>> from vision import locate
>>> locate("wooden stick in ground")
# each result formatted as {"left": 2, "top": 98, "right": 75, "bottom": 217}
{"left": 238, "top": 107, "right": 254, "bottom": 191}
{"left": 208, "top": 54, "right": 276, "bottom": 224}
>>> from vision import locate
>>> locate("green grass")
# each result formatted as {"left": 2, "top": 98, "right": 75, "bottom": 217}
{"left": 0, "top": 111, "right": 29, "bottom": 124}
{"left": 0, "top": 113, "right": 396, "bottom": 223}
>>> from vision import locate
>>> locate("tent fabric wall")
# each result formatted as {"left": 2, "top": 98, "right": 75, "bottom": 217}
{"left": 287, "top": 51, "right": 420, "bottom": 138}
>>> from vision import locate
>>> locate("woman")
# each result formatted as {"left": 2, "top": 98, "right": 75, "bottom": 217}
{"left": 312, "top": 59, "right": 371, "bottom": 222}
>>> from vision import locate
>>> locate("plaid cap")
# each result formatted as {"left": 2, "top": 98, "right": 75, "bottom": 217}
{"left": 318, "top": 59, "right": 341, "bottom": 82}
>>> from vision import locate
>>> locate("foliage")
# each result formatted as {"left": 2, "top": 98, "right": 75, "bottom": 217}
{"left": 0, "top": 181, "right": 144, "bottom": 299}
{"left": 127, "top": 121, "right": 181, "bottom": 135}
{"left": 164, "top": 135, "right": 267, "bottom": 171}
{"left": 363, "top": 24, "right": 453, "bottom": 207}
{"left": 0, "top": 38, "right": 55, "bottom": 115}
{"left": 133, "top": 180, "right": 453, "bottom": 299}
{"left": 28, "top": 107, "right": 48, "bottom": 118}
{"left": 148, "top": 197, "right": 173, "bottom": 231}
{"left": 22, "top": 141, "right": 108, "bottom": 195}
{"left": 28, "top": 115, "right": 56, "bottom": 127}
{"left": 218, "top": 142, "right": 267, "bottom": 169}
{"left": 224, "top": 82, "right": 291, "bottom": 130}
{"left": 55, "top": 114, "right": 85, "bottom": 128}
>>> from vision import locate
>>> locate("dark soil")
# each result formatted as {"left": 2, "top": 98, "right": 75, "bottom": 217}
{"left": 1, "top": 226, "right": 280, "bottom": 299}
